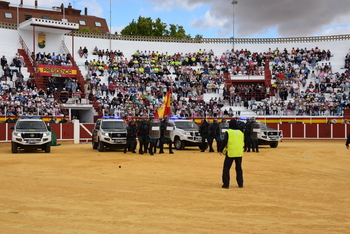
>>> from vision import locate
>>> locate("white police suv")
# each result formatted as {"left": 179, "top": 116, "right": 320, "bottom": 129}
{"left": 10, "top": 116, "right": 52, "bottom": 153}
{"left": 171, "top": 119, "right": 204, "bottom": 150}
{"left": 92, "top": 117, "right": 128, "bottom": 152}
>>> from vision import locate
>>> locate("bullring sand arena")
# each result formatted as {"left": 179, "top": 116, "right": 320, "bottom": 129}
{"left": 0, "top": 140, "right": 349, "bottom": 233}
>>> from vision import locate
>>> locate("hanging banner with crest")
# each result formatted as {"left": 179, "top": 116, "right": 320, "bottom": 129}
{"left": 38, "top": 33, "right": 46, "bottom": 48}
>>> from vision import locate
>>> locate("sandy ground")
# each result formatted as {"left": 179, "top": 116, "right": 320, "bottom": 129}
{"left": 0, "top": 140, "right": 349, "bottom": 234}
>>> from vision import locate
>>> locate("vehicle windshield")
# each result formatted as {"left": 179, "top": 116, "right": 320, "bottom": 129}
{"left": 16, "top": 121, "right": 47, "bottom": 130}
{"left": 101, "top": 121, "right": 127, "bottom": 129}
{"left": 256, "top": 122, "right": 275, "bottom": 131}
{"left": 175, "top": 121, "right": 199, "bottom": 130}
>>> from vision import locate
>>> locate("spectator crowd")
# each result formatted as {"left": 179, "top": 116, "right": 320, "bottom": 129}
{"left": 1, "top": 44, "right": 350, "bottom": 120}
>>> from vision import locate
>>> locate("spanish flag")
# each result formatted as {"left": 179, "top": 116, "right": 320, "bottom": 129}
{"left": 155, "top": 89, "right": 172, "bottom": 118}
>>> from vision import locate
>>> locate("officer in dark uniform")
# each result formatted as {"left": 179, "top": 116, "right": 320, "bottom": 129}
{"left": 5, "top": 117, "right": 14, "bottom": 123}
{"left": 148, "top": 116, "right": 160, "bottom": 155}
{"left": 219, "top": 119, "right": 229, "bottom": 140}
{"left": 244, "top": 118, "right": 253, "bottom": 152}
{"left": 153, "top": 117, "right": 163, "bottom": 154}
{"left": 137, "top": 118, "right": 149, "bottom": 155}
{"left": 250, "top": 118, "right": 259, "bottom": 153}
{"left": 208, "top": 119, "right": 221, "bottom": 152}
{"left": 199, "top": 119, "right": 210, "bottom": 152}
{"left": 159, "top": 117, "right": 174, "bottom": 154}
{"left": 144, "top": 117, "right": 151, "bottom": 154}
{"left": 124, "top": 120, "right": 137, "bottom": 153}
{"left": 346, "top": 133, "right": 350, "bottom": 149}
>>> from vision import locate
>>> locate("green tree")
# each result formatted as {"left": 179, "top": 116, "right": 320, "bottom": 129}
{"left": 121, "top": 19, "right": 138, "bottom": 35}
{"left": 153, "top": 18, "right": 168, "bottom": 37}
{"left": 137, "top": 16, "right": 153, "bottom": 36}
{"left": 169, "top": 24, "right": 190, "bottom": 38}
{"left": 120, "top": 16, "right": 190, "bottom": 38}
{"left": 77, "top": 27, "right": 91, "bottom": 32}
{"left": 92, "top": 28, "right": 101, "bottom": 33}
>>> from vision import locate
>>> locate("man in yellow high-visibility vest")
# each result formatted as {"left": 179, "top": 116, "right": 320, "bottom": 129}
{"left": 220, "top": 119, "right": 244, "bottom": 189}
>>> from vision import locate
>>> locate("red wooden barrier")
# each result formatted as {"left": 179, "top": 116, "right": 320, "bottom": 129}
{"left": 292, "top": 124, "right": 304, "bottom": 138}
{"left": 305, "top": 124, "right": 317, "bottom": 138}
{"left": 1, "top": 122, "right": 349, "bottom": 142}
{"left": 319, "top": 124, "right": 332, "bottom": 138}
{"left": 80, "top": 124, "right": 94, "bottom": 139}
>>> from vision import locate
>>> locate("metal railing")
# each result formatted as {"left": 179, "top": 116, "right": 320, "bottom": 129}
{"left": 64, "top": 31, "right": 350, "bottom": 44}
{"left": 19, "top": 36, "right": 37, "bottom": 69}
{"left": 19, "top": 36, "right": 48, "bottom": 90}
{"left": 3, "top": 22, "right": 350, "bottom": 44}
{"left": 61, "top": 40, "right": 86, "bottom": 94}
{"left": 61, "top": 40, "right": 103, "bottom": 118}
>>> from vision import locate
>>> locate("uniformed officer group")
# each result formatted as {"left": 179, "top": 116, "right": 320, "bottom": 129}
{"left": 199, "top": 118, "right": 260, "bottom": 153}
{"left": 123, "top": 117, "right": 260, "bottom": 155}
{"left": 124, "top": 116, "right": 174, "bottom": 155}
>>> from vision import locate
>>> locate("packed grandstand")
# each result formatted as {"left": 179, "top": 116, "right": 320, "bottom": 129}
{"left": 1, "top": 22, "right": 350, "bottom": 123}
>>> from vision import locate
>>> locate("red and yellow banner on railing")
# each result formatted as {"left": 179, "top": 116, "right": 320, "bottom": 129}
{"left": 37, "top": 65, "right": 77, "bottom": 78}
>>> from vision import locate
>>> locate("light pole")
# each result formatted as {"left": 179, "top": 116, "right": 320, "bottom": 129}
{"left": 231, "top": 1, "right": 238, "bottom": 52}
{"left": 109, "top": 0, "right": 112, "bottom": 51}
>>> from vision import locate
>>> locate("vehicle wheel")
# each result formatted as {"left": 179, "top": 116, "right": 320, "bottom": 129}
{"left": 92, "top": 139, "right": 98, "bottom": 149}
{"left": 270, "top": 142, "right": 278, "bottom": 148}
{"left": 45, "top": 142, "right": 51, "bottom": 153}
{"left": 98, "top": 140, "right": 105, "bottom": 152}
{"left": 11, "top": 142, "right": 18, "bottom": 153}
{"left": 199, "top": 142, "right": 208, "bottom": 151}
{"left": 174, "top": 137, "right": 185, "bottom": 150}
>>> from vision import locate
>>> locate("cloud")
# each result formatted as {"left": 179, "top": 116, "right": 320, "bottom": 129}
{"left": 8, "top": 0, "right": 350, "bottom": 38}
{"left": 219, "top": 0, "right": 350, "bottom": 37}
{"left": 149, "top": 0, "right": 350, "bottom": 38}
{"left": 148, "top": 0, "right": 203, "bottom": 11}
{"left": 192, "top": 10, "right": 228, "bottom": 30}
{"left": 111, "top": 25, "right": 125, "bottom": 35}
{"left": 319, "top": 25, "right": 350, "bottom": 37}
{"left": 78, "top": 0, "right": 103, "bottom": 17}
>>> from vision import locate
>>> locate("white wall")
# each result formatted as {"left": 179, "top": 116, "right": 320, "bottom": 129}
{"left": 1, "top": 27, "right": 348, "bottom": 75}
{"left": 66, "top": 36, "right": 349, "bottom": 72}
{"left": 18, "top": 30, "right": 67, "bottom": 55}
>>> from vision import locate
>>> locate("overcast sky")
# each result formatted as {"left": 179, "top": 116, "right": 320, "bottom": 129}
{"left": 8, "top": 0, "right": 350, "bottom": 38}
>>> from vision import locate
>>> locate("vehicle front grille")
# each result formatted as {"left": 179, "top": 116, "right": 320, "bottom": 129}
{"left": 22, "top": 133, "right": 43, "bottom": 139}
{"left": 109, "top": 133, "right": 127, "bottom": 138}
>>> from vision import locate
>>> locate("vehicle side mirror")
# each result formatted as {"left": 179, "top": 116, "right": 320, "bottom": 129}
{"left": 10, "top": 126, "right": 14, "bottom": 130}
{"left": 47, "top": 126, "right": 52, "bottom": 131}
